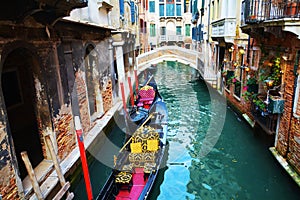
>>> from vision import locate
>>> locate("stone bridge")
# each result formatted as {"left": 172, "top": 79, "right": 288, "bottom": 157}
{"left": 136, "top": 46, "right": 217, "bottom": 87}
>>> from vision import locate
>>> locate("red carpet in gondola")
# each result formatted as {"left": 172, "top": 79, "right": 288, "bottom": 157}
{"left": 116, "top": 168, "right": 146, "bottom": 200}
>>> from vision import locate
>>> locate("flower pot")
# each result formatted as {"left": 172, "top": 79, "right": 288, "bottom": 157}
{"left": 285, "top": 2, "right": 299, "bottom": 16}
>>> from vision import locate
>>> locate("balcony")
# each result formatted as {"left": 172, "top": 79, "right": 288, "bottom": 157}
{"left": 250, "top": 94, "right": 284, "bottom": 135}
{"left": 242, "top": 0, "right": 300, "bottom": 24}
{"left": 159, "top": 35, "right": 184, "bottom": 43}
{"left": 211, "top": 18, "right": 236, "bottom": 43}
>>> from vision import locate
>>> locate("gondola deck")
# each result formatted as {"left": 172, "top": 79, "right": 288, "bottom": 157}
{"left": 97, "top": 75, "right": 168, "bottom": 200}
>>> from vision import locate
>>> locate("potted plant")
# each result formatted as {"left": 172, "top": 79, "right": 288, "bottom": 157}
{"left": 253, "top": 98, "right": 268, "bottom": 116}
{"left": 246, "top": 77, "right": 259, "bottom": 93}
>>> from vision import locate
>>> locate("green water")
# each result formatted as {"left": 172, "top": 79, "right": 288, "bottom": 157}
{"left": 74, "top": 61, "right": 300, "bottom": 200}
{"left": 148, "top": 61, "right": 300, "bottom": 200}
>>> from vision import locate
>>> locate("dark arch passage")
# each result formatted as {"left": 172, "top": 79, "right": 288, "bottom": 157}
{"left": 1, "top": 48, "right": 44, "bottom": 179}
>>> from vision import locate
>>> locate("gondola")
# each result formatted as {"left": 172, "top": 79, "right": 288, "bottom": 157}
{"left": 126, "top": 75, "right": 162, "bottom": 133}
{"left": 97, "top": 77, "right": 168, "bottom": 200}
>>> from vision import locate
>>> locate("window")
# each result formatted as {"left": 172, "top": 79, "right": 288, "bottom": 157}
{"left": 185, "top": 24, "right": 190, "bottom": 36}
{"left": 149, "top": 1, "right": 155, "bottom": 12}
{"left": 160, "top": 27, "right": 166, "bottom": 35}
{"left": 150, "top": 24, "right": 156, "bottom": 37}
{"left": 250, "top": 49, "right": 260, "bottom": 70}
{"left": 159, "top": 4, "right": 165, "bottom": 16}
{"left": 176, "top": 26, "right": 182, "bottom": 35}
{"left": 2, "top": 70, "right": 23, "bottom": 108}
{"left": 166, "top": 4, "right": 175, "bottom": 16}
{"left": 176, "top": 4, "right": 181, "bottom": 16}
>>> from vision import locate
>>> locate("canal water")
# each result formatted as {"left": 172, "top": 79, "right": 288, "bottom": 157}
{"left": 73, "top": 61, "right": 300, "bottom": 199}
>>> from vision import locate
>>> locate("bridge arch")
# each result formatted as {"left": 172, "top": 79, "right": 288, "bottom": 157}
{"left": 137, "top": 46, "right": 217, "bottom": 85}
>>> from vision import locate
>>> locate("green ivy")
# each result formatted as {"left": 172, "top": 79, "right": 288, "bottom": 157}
{"left": 270, "top": 57, "right": 281, "bottom": 86}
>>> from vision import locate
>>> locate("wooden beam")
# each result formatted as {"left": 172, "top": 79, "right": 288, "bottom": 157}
{"left": 21, "top": 151, "right": 44, "bottom": 200}
{"left": 45, "top": 134, "right": 66, "bottom": 186}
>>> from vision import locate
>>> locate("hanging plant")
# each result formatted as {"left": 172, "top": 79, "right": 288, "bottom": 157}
{"left": 270, "top": 57, "right": 281, "bottom": 86}
{"left": 258, "top": 56, "right": 282, "bottom": 87}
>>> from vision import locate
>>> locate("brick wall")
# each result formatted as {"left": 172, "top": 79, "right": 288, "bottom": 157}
{"left": 0, "top": 123, "right": 19, "bottom": 200}
{"left": 53, "top": 104, "right": 76, "bottom": 160}
{"left": 225, "top": 86, "right": 251, "bottom": 115}
{"left": 75, "top": 70, "right": 91, "bottom": 135}
{"left": 101, "top": 79, "right": 113, "bottom": 113}
{"left": 288, "top": 118, "right": 300, "bottom": 174}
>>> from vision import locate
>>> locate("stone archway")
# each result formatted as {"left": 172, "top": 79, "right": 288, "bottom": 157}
{"left": 1, "top": 48, "right": 44, "bottom": 179}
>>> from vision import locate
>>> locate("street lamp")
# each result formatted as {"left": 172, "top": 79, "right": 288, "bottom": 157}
{"left": 264, "top": 79, "right": 274, "bottom": 104}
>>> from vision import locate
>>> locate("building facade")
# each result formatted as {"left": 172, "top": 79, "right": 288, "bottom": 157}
{"left": 240, "top": 0, "right": 300, "bottom": 177}
{"left": 192, "top": 0, "right": 300, "bottom": 182}
{"left": 144, "top": 0, "right": 192, "bottom": 49}
{"left": 0, "top": 0, "right": 139, "bottom": 199}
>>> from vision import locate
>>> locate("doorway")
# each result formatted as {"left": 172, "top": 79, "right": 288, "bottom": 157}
{"left": 1, "top": 48, "right": 44, "bottom": 179}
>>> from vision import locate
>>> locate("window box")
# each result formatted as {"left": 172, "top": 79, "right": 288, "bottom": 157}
{"left": 268, "top": 96, "right": 285, "bottom": 114}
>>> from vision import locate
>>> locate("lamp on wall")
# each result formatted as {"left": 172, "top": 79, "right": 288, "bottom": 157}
{"left": 228, "top": 46, "right": 234, "bottom": 61}
{"left": 264, "top": 79, "right": 274, "bottom": 104}
{"left": 239, "top": 48, "right": 245, "bottom": 67}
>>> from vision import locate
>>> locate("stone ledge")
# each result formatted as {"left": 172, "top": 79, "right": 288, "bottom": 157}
{"left": 269, "top": 147, "right": 300, "bottom": 188}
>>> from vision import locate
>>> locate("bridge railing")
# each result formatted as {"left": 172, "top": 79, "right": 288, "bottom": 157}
{"left": 137, "top": 45, "right": 216, "bottom": 83}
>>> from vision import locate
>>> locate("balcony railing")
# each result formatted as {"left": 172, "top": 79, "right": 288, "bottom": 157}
{"left": 250, "top": 97, "right": 280, "bottom": 135}
{"left": 159, "top": 35, "right": 184, "bottom": 43}
{"left": 242, "top": 0, "right": 300, "bottom": 24}
{"left": 211, "top": 18, "right": 236, "bottom": 38}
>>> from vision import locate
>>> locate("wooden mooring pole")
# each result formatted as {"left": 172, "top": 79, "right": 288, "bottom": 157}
{"left": 134, "top": 69, "right": 139, "bottom": 94}
{"left": 74, "top": 116, "right": 93, "bottom": 200}
{"left": 128, "top": 76, "right": 134, "bottom": 107}
{"left": 21, "top": 151, "right": 44, "bottom": 200}
{"left": 120, "top": 82, "right": 128, "bottom": 116}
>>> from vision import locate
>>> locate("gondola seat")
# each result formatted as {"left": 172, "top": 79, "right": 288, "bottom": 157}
{"left": 115, "top": 171, "right": 133, "bottom": 191}
{"left": 137, "top": 85, "right": 155, "bottom": 109}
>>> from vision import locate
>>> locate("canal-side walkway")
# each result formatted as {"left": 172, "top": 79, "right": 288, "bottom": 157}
{"left": 25, "top": 101, "right": 122, "bottom": 199}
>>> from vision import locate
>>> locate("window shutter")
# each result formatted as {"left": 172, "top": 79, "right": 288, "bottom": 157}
{"left": 119, "top": 0, "right": 124, "bottom": 16}
{"left": 131, "top": 1, "right": 135, "bottom": 24}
